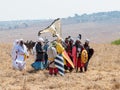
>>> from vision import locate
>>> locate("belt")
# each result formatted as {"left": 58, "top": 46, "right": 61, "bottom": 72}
{"left": 48, "top": 58, "right": 54, "bottom": 61}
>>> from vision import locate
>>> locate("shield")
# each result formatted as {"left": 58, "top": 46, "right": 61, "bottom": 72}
{"left": 81, "top": 49, "right": 88, "bottom": 63}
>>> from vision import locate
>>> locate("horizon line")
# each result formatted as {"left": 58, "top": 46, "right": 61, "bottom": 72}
{"left": 0, "top": 10, "right": 119, "bottom": 22}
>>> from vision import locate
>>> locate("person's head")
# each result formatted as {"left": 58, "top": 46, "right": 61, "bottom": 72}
{"left": 68, "top": 36, "right": 71, "bottom": 39}
{"left": 44, "top": 39, "right": 49, "bottom": 44}
{"left": 75, "top": 38, "right": 81, "bottom": 47}
{"left": 56, "top": 37, "right": 62, "bottom": 43}
{"left": 85, "top": 39, "right": 90, "bottom": 44}
{"left": 78, "top": 34, "right": 82, "bottom": 40}
{"left": 38, "top": 37, "right": 44, "bottom": 45}
{"left": 51, "top": 41, "right": 57, "bottom": 48}
{"left": 69, "top": 38, "right": 74, "bottom": 45}
{"left": 19, "top": 39, "right": 24, "bottom": 46}
{"left": 15, "top": 39, "right": 19, "bottom": 44}
{"left": 65, "top": 38, "right": 69, "bottom": 43}
{"left": 76, "top": 38, "right": 81, "bottom": 43}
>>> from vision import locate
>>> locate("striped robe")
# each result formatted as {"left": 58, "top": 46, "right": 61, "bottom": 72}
{"left": 55, "top": 54, "right": 64, "bottom": 76}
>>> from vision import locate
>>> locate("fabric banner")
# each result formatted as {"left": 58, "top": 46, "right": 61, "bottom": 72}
{"left": 38, "top": 18, "right": 62, "bottom": 38}
{"left": 55, "top": 55, "right": 64, "bottom": 76}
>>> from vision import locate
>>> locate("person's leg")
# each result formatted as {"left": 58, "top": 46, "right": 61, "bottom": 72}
{"left": 49, "top": 67, "right": 53, "bottom": 75}
{"left": 84, "top": 62, "right": 88, "bottom": 72}
{"left": 80, "top": 67, "right": 83, "bottom": 73}
{"left": 69, "top": 67, "right": 73, "bottom": 72}
{"left": 44, "top": 53, "right": 48, "bottom": 68}
{"left": 54, "top": 68, "right": 58, "bottom": 76}
{"left": 76, "top": 67, "right": 78, "bottom": 72}
{"left": 22, "top": 65, "right": 26, "bottom": 75}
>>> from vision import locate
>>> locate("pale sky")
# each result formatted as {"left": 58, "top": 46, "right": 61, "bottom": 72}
{"left": 0, "top": 0, "right": 120, "bottom": 21}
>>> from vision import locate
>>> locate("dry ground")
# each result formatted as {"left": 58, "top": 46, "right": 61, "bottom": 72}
{"left": 0, "top": 43, "right": 120, "bottom": 90}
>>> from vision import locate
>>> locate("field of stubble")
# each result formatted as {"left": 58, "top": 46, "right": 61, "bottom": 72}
{"left": 0, "top": 43, "right": 120, "bottom": 90}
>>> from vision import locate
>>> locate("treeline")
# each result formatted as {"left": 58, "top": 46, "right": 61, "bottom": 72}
{"left": 62, "top": 11, "right": 120, "bottom": 24}
{"left": 0, "top": 19, "right": 52, "bottom": 30}
{"left": 0, "top": 11, "right": 120, "bottom": 30}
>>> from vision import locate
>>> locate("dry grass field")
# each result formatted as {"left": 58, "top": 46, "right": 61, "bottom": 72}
{"left": 0, "top": 23, "right": 120, "bottom": 90}
{"left": 0, "top": 43, "right": 120, "bottom": 90}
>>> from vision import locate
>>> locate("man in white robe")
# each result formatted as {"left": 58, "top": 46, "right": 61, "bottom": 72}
{"left": 13, "top": 39, "right": 29, "bottom": 73}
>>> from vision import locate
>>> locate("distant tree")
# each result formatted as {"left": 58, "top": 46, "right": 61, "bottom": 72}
{"left": 22, "top": 23, "right": 28, "bottom": 27}
{"left": 74, "top": 14, "right": 79, "bottom": 17}
{"left": 8, "top": 26, "right": 12, "bottom": 29}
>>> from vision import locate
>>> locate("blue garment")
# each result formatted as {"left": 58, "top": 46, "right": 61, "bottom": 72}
{"left": 31, "top": 61, "right": 44, "bottom": 70}
{"left": 44, "top": 43, "right": 49, "bottom": 68}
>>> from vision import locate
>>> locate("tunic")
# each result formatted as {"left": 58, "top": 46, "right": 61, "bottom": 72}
{"left": 13, "top": 44, "right": 29, "bottom": 70}
{"left": 47, "top": 46, "right": 57, "bottom": 68}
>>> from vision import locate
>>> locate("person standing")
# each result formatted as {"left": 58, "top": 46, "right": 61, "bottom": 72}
{"left": 65, "top": 38, "right": 74, "bottom": 72}
{"left": 84, "top": 39, "right": 94, "bottom": 71}
{"left": 13, "top": 39, "right": 29, "bottom": 74}
{"left": 31, "top": 37, "right": 45, "bottom": 70}
{"left": 72, "top": 38, "right": 84, "bottom": 72}
{"left": 47, "top": 41, "right": 58, "bottom": 76}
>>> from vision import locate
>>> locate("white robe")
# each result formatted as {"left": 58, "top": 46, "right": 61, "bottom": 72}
{"left": 11, "top": 42, "right": 19, "bottom": 68}
{"left": 33, "top": 42, "right": 37, "bottom": 60}
{"left": 13, "top": 44, "right": 29, "bottom": 70}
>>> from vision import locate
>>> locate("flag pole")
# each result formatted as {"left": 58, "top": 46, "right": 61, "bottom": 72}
{"left": 60, "top": 18, "right": 62, "bottom": 38}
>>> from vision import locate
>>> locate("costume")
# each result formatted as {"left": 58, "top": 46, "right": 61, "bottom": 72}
{"left": 31, "top": 38, "right": 45, "bottom": 70}
{"left": 55, "top": 42, "right": 65, "bottom": 76}
{"left": 84, "top": 40, "right": 94, "bottom": 71}
{"left": 65, "top": 39, "right": 74, "bottom": 72}
{"left": 43, "top": 41, "right": 49, "bottom": 68}
{"left": 72, "top": 40, "right": 84, "bottom": 72}
{"left": 13, "top": 43, "right": 29, "bottom": 70}
{"left": 11, "top": 39, "right": 19, "bottom": 68}
{"left": 47, "top": 46, "right": 58, "bottom": 75}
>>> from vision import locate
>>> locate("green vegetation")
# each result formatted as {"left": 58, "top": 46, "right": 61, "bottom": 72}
{"left": 111, "top": 39, "right": 120, "bottom": 45}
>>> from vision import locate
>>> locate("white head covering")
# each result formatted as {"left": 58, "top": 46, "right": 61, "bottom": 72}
{"left": 85, "top": 39, "right": 90, "bottom": 43}
{"left": 15, "top": 39, "right": 19, "bottom": 43}
{"left": 76, "top": 38, "right": 80, "bottom": 41}
{"left": 13, "top": 39, "right": 19, "bottom": 46}
{"left": 19, "top": 38, "right": 24, "bottom": 41}
{"left": 38, "top": 37, "right": 44, "bottom": 42}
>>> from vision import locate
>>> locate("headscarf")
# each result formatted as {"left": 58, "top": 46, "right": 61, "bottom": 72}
{"left": 38, "top": 37, "right": 44, "bottom": 42}
{"left": 85, "top": 39, "right": 90, "bottom": 44}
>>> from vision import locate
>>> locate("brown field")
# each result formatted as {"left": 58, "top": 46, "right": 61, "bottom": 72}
{"left": 0, "top": 23, "right": 120, "bottom": 90}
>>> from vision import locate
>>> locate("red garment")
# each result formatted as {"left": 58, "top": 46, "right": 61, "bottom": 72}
{"left": 72, "top": 46, "right": 84, "bottom": 68}
{"left": 66, "top": 47, "right": 73, "bottom": 67}
{"left": 66, "top": 60, "right": 72, "bottom": 67}
{"left": 77, "top": 58, "right": 84, "bottom": 67}
{"left": 49, "top": 67, "right": 58, "bottom": 75}
{"left": 72, "top": 46, "right": 77, "bottom": 67}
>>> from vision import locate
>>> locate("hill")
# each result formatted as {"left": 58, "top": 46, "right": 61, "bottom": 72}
{"left": 0, "top": 11, "right": 120, "bottom": 30}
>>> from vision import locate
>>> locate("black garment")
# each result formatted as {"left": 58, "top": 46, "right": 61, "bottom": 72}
{"left": 84, "top": 43, "right": 94, "bottom": 71}
{"left": 36, "top": 43, "right": 45, "bottom": 61}
{"left": 84, "top": 44, "right": 90, "bottom": 54}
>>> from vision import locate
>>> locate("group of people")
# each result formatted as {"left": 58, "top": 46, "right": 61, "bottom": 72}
{"left": 11, "top": 34, "right": 94, "bottom": 76}
{"left": 64, "top": 35, "right": 94, "bottom": 73}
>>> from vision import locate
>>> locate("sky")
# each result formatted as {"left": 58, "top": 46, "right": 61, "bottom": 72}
{"left": 0, "top": 0, "right": 120, "bottom": 21}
